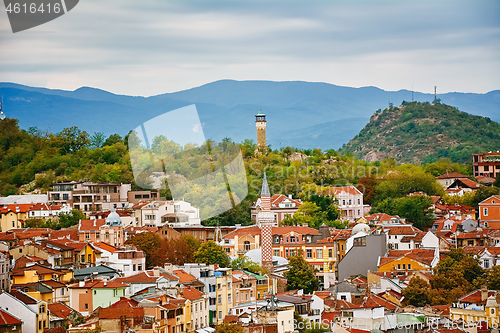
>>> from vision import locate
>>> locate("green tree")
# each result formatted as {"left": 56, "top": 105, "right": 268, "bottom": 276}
{"left": 103, "top": 134, "right": 123, "bottom": 147}
{"left": 58, "top": 210, "right": 86, "bottom": 229}
{"left": 90, "top": 132, "right": 106, "bottom": 149}
{"left": 194, "top": 240, "right": 230, "bottom": 267}
{"left": 284, "top": 250, "right": 319, "bottom": 294}
{"left": 372, "top": 195, "right": 434, "bottom": 230}
{"left": 53, "top": 126, "right": 90, "bottom": 154}
{"left": 486, "top": 265, "right": 500, "bottom": 290}
{"left": 402, "top": 277, "right": 431, "bottom": 306}
{"left": 215, "top": 322, "right": 244, "bottom": 333}
{"left": 230, "top": 256, "right": 261, "bottom": 273}
{"left": 126, "top": 232, "right": 163, "bottom": 268}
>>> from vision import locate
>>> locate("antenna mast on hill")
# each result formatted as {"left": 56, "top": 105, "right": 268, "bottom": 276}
{"left": 412, "top": 84, "right": 414, "bottom": 102}
{"left": 0, "top": 96, "right": 5, "bottom": 120}
{"left": 434, "top": 86, "right": 437, "bottom": 104}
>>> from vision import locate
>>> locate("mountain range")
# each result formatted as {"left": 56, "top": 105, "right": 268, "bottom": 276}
{"left": 1, "top": 80, "right": 499, "bottom": 150}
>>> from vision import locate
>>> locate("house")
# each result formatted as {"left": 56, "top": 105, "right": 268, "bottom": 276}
{"left": 181, "top": 286, "right": 208, "bottom": 331}
{"left": 473, "top": 152, "right": 500, "bottom": 178}
{"left": 214, "top": 268, "right": 232, "bottom": 324}
{"left": 172, "top": 269, "right": 205, "bottom": 291}
{"left": 435, "top": 172, "right": 470, "bottom": 189}
{"left": 378, "top": 248, "right": 439, "bottom": 272}
{"left": 220, "top": 226, "right": 262, "bottom": 257}
{"left": 78, "top": 215, "right": 125, "bottom": 247}
{"left": 434, "top": 203, "right": 476, "bottom": 220}
{"left": 113, "top": 268, "right": 179, "bottom": 296}
{"left": 10, "top": 280, "right": 68, "bottom": 304}
{"left": 364, "top": 213, "right": 401, "bottom": 226}
{"left": 10, "top": 263, "right": 73, "bottom": 286}
{"left": 451, "top": 288, "right": 499, "bottom": 328}
{"left": 478, "top": 195, "right": 500, "bottom": 229}
{"left": 0, "top": 204, "right": 33, "bottom": 231}
{"left": 337, "top": 230, "right": 387, "bottom": 281}
{"left": 275, "top": 291, "right": 321, "bottom": 323}
{"left": 132, "top": 200, "right": 201, "bottom": 227}
{"left": 68, "top": 280, "right": 128, "bottom": 315}
{"left": 456, "top": 229, "right": 491, "bottom": 247}
{"left": 232, "top": 270, "right": 257, "bottom": 307}
{"left": 47, "top": 302, "right": 82, "bottom": 329}
{"left": 322, "top": 186, "right": 364, "bottom": 222}
{"left": 384, "top": 225, "right": 433, "bottom": 251}
{"left": 63, "top": 242, "right": 102, "bottom": 268}
{"left": 272, "top": 224, "right": 336, "bottom": 288}
{"left": 93, "top": 242, "right": 146, "bottom": 276}
{"left": 73, "top": 264, "right": 120, "bottom": 281}
{"left": 464, "top": 246, "right": 500, "bottom": 269}
{"left": 0, "top": 290, "right": 49, "bottom": 333}
{"left": 447, "top": 178, "right": 482, "bottom": 192}
{"left": 47, "top": 181, "right": 134, "bottom": 214}
{"left": 0, "top": 250, "right": 11, "bottom": 292}
{"left": 251, "top": 194, "right": 302, "bottom": 226}
{"left": 27, "top": 203, "right": 72, "bottom": 219}
{"left": 0, "top": 308, "right": 22, "bottom": 332}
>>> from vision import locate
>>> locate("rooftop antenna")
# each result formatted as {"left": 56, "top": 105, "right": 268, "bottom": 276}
{"left": 434, "top": 86, "right": 437, "bottom": 104}
{"left": 411, "top": 84, "right": 414, "bottom": 102}
{"left": 0, "top": 96, "right": 5, "bottom": 120}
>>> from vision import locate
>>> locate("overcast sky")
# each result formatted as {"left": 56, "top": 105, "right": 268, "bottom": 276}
{"left": 0, "top": 0, "right": 499, "bottom": 96}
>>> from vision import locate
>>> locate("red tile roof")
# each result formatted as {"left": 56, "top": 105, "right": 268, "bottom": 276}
{"left": 98, "top": 307, "right": 144, "bottom": 319}
{"left": 48, "top": 302, "right": 80, "bottom": 319}
{"left": 69, "top": 280, "right": 128, "bottom": 289}
{"left": 384, "top": 225, "right": 420, "bottom": 235}
{"left": 0, "top": 308, "right": 22, "bottom": 326}
{"left": 270, "top": 194, "right": 302, "bottom": 208}
{"left": 114, "top": 270, "right": 178, "bottom": 284}
{"left": 9, "top": 290, "right": 38, "bottom": 304}
{"left": 172, "top": 270, "right": 198, "bottom": 284}
{"left": 79, "top": 219, "right": 106, "bottom": 231}
{"left": 380, "top": 249, "right": 435, "bottom": 267}
{"left": 272, "top": 226, "right": 319, "bottom": 235}
{"left": 329, "top": 229, "right": 352, "bottom": 240}
{"left": 11, "top": 263, "right": 69, "bottom": 277}
{"left": 223, "top": 226, "right": 261, "bottom": 239}
{"left": 323, "top": 186, "right": 363, "bottom": 196}
{"left": 362, "top": 293, "right": 398, "bottom": 310}
{"left": 182, "top": 287, "right": 203, "bottom": 301}
{"left": 109, "top": 297, "right": 139, "bottom": 308}
{"left": 436, "top": 172, "right": 469, "bottom": 179}
{"left": 0, "top": 204, "right": 34, "bottom": 214}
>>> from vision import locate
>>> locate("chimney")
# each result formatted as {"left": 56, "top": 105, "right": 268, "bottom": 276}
{"left": 104, "top": 280, "right": 107, "bottom": 287}
{"left": 481, "top": 285, "right": 488, "bottom": 301}
{"left": 153, "top": 267, "right": 160, "bottom": 277}
{"left": 164, "top": 263, "right": 173, "bottom": 273}
{"left": 79, "top": 281, "right": 84, "bottom": 287}
{"left": 289, "top": 194, "right": 292, "bottom": 199}
{"left": 303, "top": 223, "right": 308, "bottom": 227}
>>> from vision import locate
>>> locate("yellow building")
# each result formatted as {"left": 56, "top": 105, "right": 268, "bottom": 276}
{"left": 450, "top": 290, "right": 500, "bottom": 329}
{"left": 0, "top": 204, "right": 32, "bottom": 231}
{"left": 215, "top": 268, "right": 232, "bottom": 324}
{"left": 11, "top": 263, "right": 73, "bottom": 286}
{"left": 378, "top": 249, "right": 436, "bottom": 272}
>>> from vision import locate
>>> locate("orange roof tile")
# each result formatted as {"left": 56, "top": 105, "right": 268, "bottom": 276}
{"left": 182, "top": 287, "right": 204, "bottom": 301}
{"left": 0, "top": 308, "right": 22, "bottom": 325}
{"left": 48, "top": 302, "right": 80, "bottom": 319}
{"left": 172, "top": 270, "right": 198, "bottom": 284}
{"left": 79, "top": 219, "right": 106, "bottom": 231}
{"left": 436, "top": 172, "right": 469, "bottom": 179}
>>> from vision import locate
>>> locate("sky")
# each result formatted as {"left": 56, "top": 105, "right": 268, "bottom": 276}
{"left": 0, "top": 0, "right": 499, "bottom": 96}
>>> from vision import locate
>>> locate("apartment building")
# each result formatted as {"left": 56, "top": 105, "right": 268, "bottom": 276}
{"left": 473, "top": 152, "right": 500, "bottom": 178}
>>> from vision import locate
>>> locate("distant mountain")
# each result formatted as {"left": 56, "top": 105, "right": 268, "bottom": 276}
{"left": 0, "top": 80, "right": 499, "bottom": 150}
{"left": 340, "top": 101, "right": 500, "bottom": 164}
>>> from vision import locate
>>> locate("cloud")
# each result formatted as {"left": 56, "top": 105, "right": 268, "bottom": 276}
{"left": 0, "top": 0, "right": 498, "bottom": 95}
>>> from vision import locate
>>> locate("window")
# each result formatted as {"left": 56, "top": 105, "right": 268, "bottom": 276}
{"left": 329, "top": 249, "right": 333, "bottom": 258}
{"left": 218, "top": 311, "right": 222, "bottom": 320}
{"left": 218, "top": 283, "right": 221, "bottom": 290}
{"left": 274, "top": 249, "right": 280, "bottom": 256}
{"left": 402, "top": 264, "right": 406, "bottom": 270}
{"left": 342, "top": 200, "right": 345, "bottom": 205}
{"left": 306, "top": 249, "right": 312, "bottom": 258}
{"left": 228, "top": 294, "right": 232, "bottom": 302}
{"left": 341, "top": 244, "right": 344, "bottom": 251}
{"left": 39, "top": 304, "right": 46, "bottom": 313}
{"left": 316, "top": 249, "right": 323, "bottom": 258}
{"left": 133, "top": 264, "right": 136, "bottom": 271}
{"left": 408, "top": 264, "right": 411, "bottom": 270}
{"left": 63, "top": 193, "right": 69, "bottom": 200}
{"left": 244, "top": 241, "right": 251, "bottom": 251}
{"left": 228, "top": 282, "right": 231, "bottom": 289}
{"left": 484, "top": 208, "right": 488, "bottom": 216}
{"left": 397, "top": 264, "right": 401, "bottom": 270}
{"left": 484, "top": 260, "right": 490, "bottom": 268}
{"left": 395, "top": 244, "right": 398, "bottom": 250}
{"left": 218, "top": 295, "right": 222, "bottom": 304}
{"left": 138, "top": 264, "right": 142, "bottom": 271}
{"left": 85, "top": 303, "right": 89, "bottom": 310}
{"left": 39, "top": 321, "right": 42, "bottom": 330}
{"left": 106, "top": 232, "right": 109, "bottom": 238}
{"left": 484, "top": 165, "right": 490, "bottom": 171}
{"left": 285, "top": 249, "right": 289, "bottom": 257}
{"left": 358, "top": 199, "right": 360, "bottom": 205}
{"left": 349, "top": 199, "right": 352, "bottom": 205}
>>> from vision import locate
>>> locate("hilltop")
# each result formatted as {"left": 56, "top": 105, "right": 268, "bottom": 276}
{"left": 340, "top": 101, "right": 500, "bottom": 164}
{"left": 1, "top": 80, "right": 499, "bottom": 151}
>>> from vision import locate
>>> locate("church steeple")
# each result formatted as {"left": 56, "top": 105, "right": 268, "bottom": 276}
{"left": 257, "top": 170, "right": 274, "bottom": 273}
{"left": 261, "top": 172, "right": 270, "bottom": 196}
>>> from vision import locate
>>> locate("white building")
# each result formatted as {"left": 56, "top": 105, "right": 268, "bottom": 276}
{"left": 113, "top": 268, "right": 180, "bottom": 296}
{"left": 132, "top": 200, "right": 201, "bottom": 227}
{"left": 93, "top": 243, "right": 146, "bottom": 277}
{"left": 324, "top": 186, "right": 364, "bottom": 222}
{"left": 27, "top": 203, "right": 72, "bottom": 219}
{"left": 0, "top": 291, "right": 49, "bottom": 333}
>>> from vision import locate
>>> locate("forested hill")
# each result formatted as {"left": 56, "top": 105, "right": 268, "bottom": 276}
{"left": 340, "top": 101, "right": 500, "bottom": 164}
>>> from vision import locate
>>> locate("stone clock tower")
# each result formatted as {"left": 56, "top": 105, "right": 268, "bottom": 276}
{"left": 255, "top": 109, "right": 268, "bottom": 152}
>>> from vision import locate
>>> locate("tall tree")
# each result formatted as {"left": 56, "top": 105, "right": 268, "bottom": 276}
{"left": 284, "top": 250, "right": 319, "bottom": 294}
{"left": 194, "top": 240, "right": 230, "bottom": 267}
{"left": 126, "top": 232, "right": 162, "bottom": 268}
{"left": 90, "top": 132, "right": 106, "bottom": 149}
